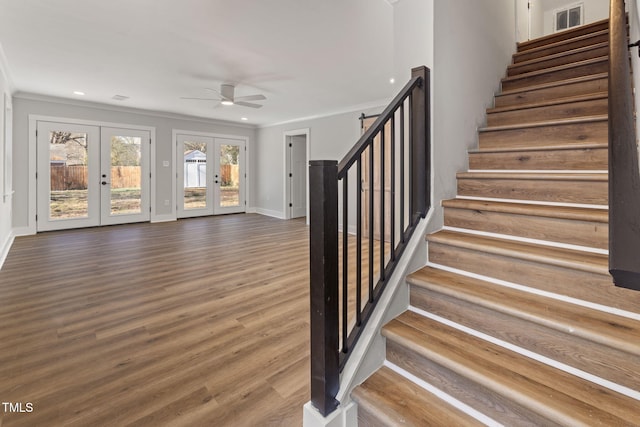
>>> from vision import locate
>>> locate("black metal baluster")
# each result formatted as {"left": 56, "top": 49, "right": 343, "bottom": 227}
{"left": 380, "top": 127, "right": 385, "bottom": 282}
{"left": 342, "top": 175, "right": 348, "bottom": 353}
{"left": 368, "top": 138, "right": 374, "bottom": 302}
{"left": 390, "top": 115, "right": 396, "bottom": 261}
{"left": 400, "top": 103, "right": 405, "bottom": 241}
{"left": 356, "top": 157, "right": 362, "bottom": 325}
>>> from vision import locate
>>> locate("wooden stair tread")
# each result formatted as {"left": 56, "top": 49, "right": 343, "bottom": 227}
{"left": 351, "top": 366, "right": 484, "bottom": 426}
{"left": 456, "top": 171, "right": 607, "bottom": 181}
{"left": 517, "top": 19, "right": 609, "bottom": 51}
{"left": 470, "top": 142, "right": 608, "bottom": 153}
{"left": 514, "top": 30, "right": 608, "bottom": 60}
{"left": 442, "top": 198, "right": 608, "bottom": 222}
{"left": 487, "top": 92, "right": 607, "bottom": 114}
{"left": 408, "top": 266, "right": 640, "bottom": 357}
{"left": 383, "top": 312, "right": 640, "bottom": 425}
{"left": 498, "top": 72, "right": 608, "bottom": 97}
{"left": 502, "top": 56, "right": 607, "bottom": 83}
{"left": 479, "top": 114, "right": 607, "bottom": 132}
{"left": 508, "top": 42, "right": 609, "bottom": 75}
{"left": 426, "top": 229, "right": 608, "bottom": 275}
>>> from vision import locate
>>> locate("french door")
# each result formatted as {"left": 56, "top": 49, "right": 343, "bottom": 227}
{"left": 177, "top": 134, "right": 245, "bottom": 218}
{"left": 36, "top": 121, "right": 150, "bottom": 231}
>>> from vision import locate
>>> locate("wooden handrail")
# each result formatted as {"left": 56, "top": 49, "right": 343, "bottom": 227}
{"left": 609, "top": 0, "right": 640, "bottom": 290}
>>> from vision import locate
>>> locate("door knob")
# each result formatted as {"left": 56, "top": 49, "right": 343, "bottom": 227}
{"left": 101, "top": 181, "right": 110, "bottom": 185}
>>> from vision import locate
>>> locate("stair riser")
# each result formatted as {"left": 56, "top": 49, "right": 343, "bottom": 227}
{"left": 443, "top": 207, "right": 608, "bottom": 249}
{"left": 409, "top": 285, "right": 640, "bottom": 392}
{"left": 428, "top": 242, "right": 611, "bottom": 298}
{"left": 457, "top": 177, "right": 608, "bottom": 204}
{"left": 508, "top": 45, "right": 609, "bottom": 77}
{"left": 487, "top": 98, "right": 607, "bottom": 126}
{"left": 385, "top": 340, "right": 554, "bottom": 426}
{"left": 479, "top": 121, "right": 607, "bottom": 150}
{"left": 514, "top": 32, "right": 609, "bottom": 63}
{"left": 502, "top": 60, "right": 608, "bottom": 92}
{"left": 496, "top": 77, "right": 607, "bottom": 108}
{"left": 517, "top": 22, "right": 609, "bottom": 52}
{"left": 469, "top": 147, "right": 608, "bottom": 170}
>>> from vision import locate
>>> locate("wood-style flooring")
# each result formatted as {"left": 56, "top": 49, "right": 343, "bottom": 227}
{"left": 0, "top": 214, "right": 311, "bottom": 427}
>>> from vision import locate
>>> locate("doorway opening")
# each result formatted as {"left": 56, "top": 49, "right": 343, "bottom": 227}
{"left": 283, "top": 129, "right": 309, "bottom": 221}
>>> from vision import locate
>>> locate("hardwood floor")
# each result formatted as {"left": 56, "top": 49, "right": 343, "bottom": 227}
{"left": 0, "top": 214, "right": 311, "bottom": 427}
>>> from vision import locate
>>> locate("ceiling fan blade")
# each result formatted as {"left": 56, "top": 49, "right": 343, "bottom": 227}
{"left": 235, "top": 101, "right": 263, "bottom": 109}
{"left": 204, "top": 87, "right": 220, "bottom": 94}
{"left": 234, "top": 94, "right": 266, "bottom": 102}
{"left": 180, "top": 97, "right": 220, "bottom": 101}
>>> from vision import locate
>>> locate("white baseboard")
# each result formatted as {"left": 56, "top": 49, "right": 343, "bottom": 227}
{"left": 246, "top": 207, "right": 257, "bottom": 214}
{"left": 0, "top": 230, "right": 15, "bottom": 270}
{"left": 12, "top": 226, "right": 34, "bottom": 237}
{"left": 303, "top": 402, "right": 357, "bottom": 427}
{"left": 151, "top": 214, "right": 177, "bottom": 223}
{"left": 255, "top": 208, "right": 286, "bottom": 219}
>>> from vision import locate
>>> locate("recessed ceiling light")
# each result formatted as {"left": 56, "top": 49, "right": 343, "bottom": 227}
{"left": 241, "top": 117, "right": 248, "bottom": 121}
{"left": 221, "top": 100, "right": 234, "bottom": 106}
{"left": 389, "top": 78, "right": 395, "bottom": 84}
{"left": 73, "top": 91, "right": 85, "bottom": 96}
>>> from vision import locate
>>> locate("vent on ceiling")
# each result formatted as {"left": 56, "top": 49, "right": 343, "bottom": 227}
{"left": 112, "top": 95, "right": 129, "bottom": 101}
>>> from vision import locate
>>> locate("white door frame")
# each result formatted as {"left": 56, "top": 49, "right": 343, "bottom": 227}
{"left": 27, "top": 115, "right": 156, "bottom": 235}
{"left": 173, "top": 129, "right": 249, "bottom": 218}
{"left": 282, "top": 128, "right": 310, "bottom": 222}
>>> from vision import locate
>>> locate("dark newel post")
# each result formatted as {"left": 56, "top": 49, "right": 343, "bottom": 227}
{"left": 309, "top": 160, "right": 340, "bottom": 416}
{"left": 411, "top": 66, "right": 430, "bottom": 222}
{"left": 609, "top": 0, "right": 640, "bottom": 290}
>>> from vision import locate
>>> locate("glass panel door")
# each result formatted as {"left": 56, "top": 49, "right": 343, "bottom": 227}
{"left": 37, "top": 121, "right": 101, "bottom": 231}
{"left": 177, "top": 134, "right": 214, "bottom": 218}
{"left": 100, "top": 127, "right": 150, "bottom": 225}
{"left": 214, "top": 139, "right": 245, "bottom": 215}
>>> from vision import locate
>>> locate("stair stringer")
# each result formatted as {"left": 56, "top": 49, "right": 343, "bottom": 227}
{"left": 303, "top": 211, "right": 435, "bottom": 427}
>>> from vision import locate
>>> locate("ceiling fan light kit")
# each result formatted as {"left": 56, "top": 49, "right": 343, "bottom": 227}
{"left": 182, "top": 83, "right": 266, "bottom": 109}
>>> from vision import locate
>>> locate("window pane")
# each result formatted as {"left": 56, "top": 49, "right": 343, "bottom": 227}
{"left": 219, "top": 144, "right": 240, "bottom": 207}
{"left": 110, "top": 136, "right": 142, "bottom": 215}
{"left": 49, "top": 131, "right": 89, "bottom": 219}
{"left": 556, "top": 10, "right": 568, "bottom": 31}
{"left": 569, "top": 7, "right": 581, "bottom": 28}
{"left": 183, "top": 141, "right": 207, "bottom": 210}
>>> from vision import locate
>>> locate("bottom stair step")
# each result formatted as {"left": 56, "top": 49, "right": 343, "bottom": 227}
{"left": 382, "top": 311, "right": 640, "bottom": 426}
{"left": 351, "top": 366, "right": 484, "bottom": 426}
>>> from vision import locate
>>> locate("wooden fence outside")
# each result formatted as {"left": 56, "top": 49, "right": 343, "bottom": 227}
{"left": 50, "top": 165, "right": 141, "bottom": 190}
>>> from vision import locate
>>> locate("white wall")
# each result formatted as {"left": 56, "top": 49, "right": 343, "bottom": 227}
{"left": 534, "top": 0, "right": 609, "bottom": 38}
{"left": 430, "top": 0, "right": 517, "bottom": 233}
{"left": 0, "top": 46, "right": 13, "bottom": 268}
{"left": 393, "top": 0, "right": 434, "bottom": 83}
{"left": 11, "top": 95, "right": 256, "bottom": 233}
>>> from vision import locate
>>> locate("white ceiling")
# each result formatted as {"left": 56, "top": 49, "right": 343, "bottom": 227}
{"left": 0, "top": 0, "right": 396, "bottom": 126}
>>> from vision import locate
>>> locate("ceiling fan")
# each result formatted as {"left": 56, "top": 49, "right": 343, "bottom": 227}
{"left": 181, "top": 84, "right": 266, "bottom": 108}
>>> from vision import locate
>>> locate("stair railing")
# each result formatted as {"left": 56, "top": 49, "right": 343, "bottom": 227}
{"left": 309, "top": 66, "right": 430, "bottom": 416}
{"left": 609, "top": 0, "right": 640, "bottom": 290}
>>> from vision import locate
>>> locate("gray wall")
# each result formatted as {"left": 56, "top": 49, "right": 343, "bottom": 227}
{"left": 255, "top": 108, "right": 381, "bottom": 218}
{"left": 11, "top": 95, "right": 256, "bottom": 232}
{"left": 0, "top": 58, "right": 12, "bottom": 264}
{"left": 430, "top": 0, "right": 516, "bottom": 233}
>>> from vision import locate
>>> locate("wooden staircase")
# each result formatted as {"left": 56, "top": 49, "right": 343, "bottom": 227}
{"left": 351, "top": 19, "right": 640, "bottom": 426}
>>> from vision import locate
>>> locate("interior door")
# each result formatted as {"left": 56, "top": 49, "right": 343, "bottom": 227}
{"left": 361, "top": 117, "right": 391, "bottom": 241}
{"left": 100, "top": 127, "right": 150, "bottom": 225}
{"left": 37, "top": 121, "right": 101, "bottom": 231}
{"left": 214, "top": 138, "right": 245, "bottom": 215}
{"left": 289, "top": 137, "right": 307, "bottom": 219}
{"left": 177, "top": 134, "right": 214, "bottom": 218}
